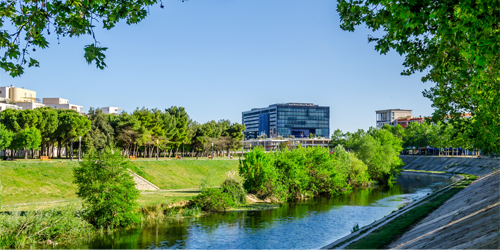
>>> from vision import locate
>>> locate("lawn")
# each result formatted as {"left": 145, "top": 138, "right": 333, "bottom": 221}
{"left": 0, "top": 158, "right": 239, "bottom": 211}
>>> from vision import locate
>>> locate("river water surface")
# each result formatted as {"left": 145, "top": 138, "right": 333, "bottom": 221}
{"left": 67, "top": 173, "right": 456, "bottom": 249}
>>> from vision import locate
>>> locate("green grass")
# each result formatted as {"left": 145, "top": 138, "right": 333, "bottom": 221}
{"left": 129, "top": 159, "right": 240, "bottom": 189}
{"left": 0, "top": 158, "right": 239, "bottom": 211}
{"left": 344, "top": 177, "right": 476, "bottom": 249}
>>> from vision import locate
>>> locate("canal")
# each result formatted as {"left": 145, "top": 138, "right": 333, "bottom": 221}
{"left": 64, "top": 173, "right": 457, "bottom": 249}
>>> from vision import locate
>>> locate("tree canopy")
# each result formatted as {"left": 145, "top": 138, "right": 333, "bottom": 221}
{"left": 337, "top": 0, "right": 499, "bottom": 154}
{"left": 0, "top": 0, "right": 174, "bottom": 77}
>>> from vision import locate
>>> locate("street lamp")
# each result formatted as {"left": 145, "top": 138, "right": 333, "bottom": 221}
{"left": 78, "top": 136, "right": 81, "bottom": 161}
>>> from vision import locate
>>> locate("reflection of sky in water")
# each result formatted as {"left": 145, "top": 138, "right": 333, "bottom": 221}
{"left": 68, "top": 174, "right": 456, "bottom": 249}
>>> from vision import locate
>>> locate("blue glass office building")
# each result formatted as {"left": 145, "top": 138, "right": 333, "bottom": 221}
{"left": 242, "top": 103, "right": 330, "bottom": 139}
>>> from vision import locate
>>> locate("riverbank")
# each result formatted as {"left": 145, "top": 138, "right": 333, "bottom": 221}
{"left": 322, "top": 171, "right": 469, "bottom": 249}
{"left": 322, "top": 156, "right": 500, "bottom": 249}
{"left": 400, "top": 155, "right": 499, "bottom": 176}
{"left": 0, "top": 159, "right": 238, "bottom": 211}
{"left": 389, "top": 170, "right": 499, "bottom": 249}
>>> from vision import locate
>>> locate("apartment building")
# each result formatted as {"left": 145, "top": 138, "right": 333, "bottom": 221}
{"left": 0, "top": 103, "right": 21, "bottom": 112}
{"left": 0, "top": 85, "right": 38, "bottom": 103}
{"left": 43, "top": 98, "right": 84, "bottom": 114}
{"left": 101, "top": 107, "right": 122, "bottom": 114}
{"left": 375, "top": 109, "right": 412, "bottom": 128}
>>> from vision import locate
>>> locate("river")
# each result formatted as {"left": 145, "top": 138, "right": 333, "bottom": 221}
{"left": 64, "top": 173, "right": 456, "bottom": 249}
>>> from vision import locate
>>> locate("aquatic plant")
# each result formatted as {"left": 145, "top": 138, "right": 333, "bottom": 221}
{"left": 0, "top": 204, "right": 93, "bottom": 249}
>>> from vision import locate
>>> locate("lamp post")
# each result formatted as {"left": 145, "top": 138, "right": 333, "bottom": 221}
{"left": 156, "top": 139, "right": 159, "bottom": 161}
{"left": 78, "top": 136, "right": 81, "bottom": 161}
{"left": 70, "top": 138, "right": 74, "bottom": 161}
{"left": 211, "top": 142, "right": 214, "bottom": 160}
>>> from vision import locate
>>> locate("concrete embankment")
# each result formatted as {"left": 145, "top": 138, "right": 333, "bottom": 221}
{"left": 389, "top": 170, "right": 500, "bottom": 249}
{"left": 400, "top": 155, "right": 499, "bottom": 176}
{"left": 322, "top": 156, "right": 500, "bottom": 249}
{"left": 393, "top": 157, "right": 499, "bottom": 249}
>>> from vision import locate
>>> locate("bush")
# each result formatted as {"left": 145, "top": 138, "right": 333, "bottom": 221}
{"left": 240, "top": 145, "right": 371, "bottom": 201}
{"left": 190, "top": 188, "right": 234, "bottom": 212}
{"left": 220, "top": 179, "right": 246, "bottom": 205}
{"left": 239, "top": 146, "right": 283, "bottom": 200}
{"left": 73, "top": 149, "right": 140, "bottom": 229}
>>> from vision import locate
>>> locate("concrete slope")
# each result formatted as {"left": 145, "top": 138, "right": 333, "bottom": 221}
{"left": 400, "top": 156, "right": 499, "bottom": 176}
{"left": 129, "top": 170, "right": 160, "bottom": 190}
{"left": 389, "top": 170, "right": 500, "bottom": 249}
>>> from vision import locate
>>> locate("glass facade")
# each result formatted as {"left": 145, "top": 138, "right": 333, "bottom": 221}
{"left": 242, "top": 103, "right": 330, "bottom": 139}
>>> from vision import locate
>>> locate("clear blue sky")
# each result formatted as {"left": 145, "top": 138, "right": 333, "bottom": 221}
{"left": 0, "top": 0, "right": 435, "bottom": 133}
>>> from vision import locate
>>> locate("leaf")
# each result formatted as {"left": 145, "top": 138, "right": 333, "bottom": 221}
{"left": 84, "top": 44, "right": 108, "bottom": 70}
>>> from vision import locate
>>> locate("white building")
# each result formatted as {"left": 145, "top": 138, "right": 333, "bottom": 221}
{"left": 0, "top": 85, "right": 37, "bottom": 103}
{"left": 0, "top": 103, "right": 21, "bottom": 111}
{"left": 43, "top": 98, "right": 84, "bottom": 114}
{"left": 101, "top": 107, "right": 122, "bottom": 115}
{"left": 375, "top": 109, "right": 412, "bottom": 128}
{"left": 14, "top": 102, "right": 45, "bottom": 110}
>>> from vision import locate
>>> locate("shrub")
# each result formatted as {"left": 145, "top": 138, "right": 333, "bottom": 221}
{"left": 73, "top": 149, "right": 140, "bottom": 229}
{"left": 220, "top": 179, "right": 246, "bottom": 205}
{"left": 239, "top": 146, "right": 283, "bottom": 200}
{"left": 190, "top": 188, "right": 234, "bottom": 212}
{"left": 0, "top": 204, "right": 93, "bottom": 248}
{"left": 240, "top": 145, "right": 372, "bottom": 201}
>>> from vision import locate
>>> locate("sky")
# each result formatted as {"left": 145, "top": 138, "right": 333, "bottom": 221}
{"left": 0, "top": 0, "right": 436, "bottom": 134}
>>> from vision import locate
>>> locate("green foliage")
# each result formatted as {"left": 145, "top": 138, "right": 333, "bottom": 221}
{"left": 329, "top": 128, "right": 403, "bottom": 183}
{"left": 337, "top": 0, "right": 499, "bottom": 155}
{"left": 0, "top": 204, "right": 93, "bottom": 248}
{"left": 190, "top": 188, "right": 235, "bottom": 212}
{"left": 239, "top": 147, "right": 283, "bottom": 200}
{"left": 220, "top": 179, "right": 247, "bottom": 205}
{"left": 240, "top": 146, "right": 371, "bottom": 202}
{"left": 0, "top": 0, "right": 165, "bottom": 77}
{"left": 73, "top": 149, "right": 140, "bottom": 229}
{"left": 84, "top": 108, "right": 115, "bottom": 152}
{"left": 0, "top": 124, "right": 14, "bottom": 151}
{"left": 14, "top": 127, "right": 42, "bottom": 151}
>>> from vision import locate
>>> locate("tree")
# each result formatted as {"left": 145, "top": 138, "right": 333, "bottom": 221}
{"left": 0, "top": 124, "right": 14, "bottom": 156}
{"left": 0, "top": 0, "right": 176, "bottom": 77}
{"left": 337, "top": 0, "right": 499, "bottom": 155}
{"left": 15, "top": 127, "right": 42, "bottom": 159}
{"left": 113, "top": 112, "right": 142, "bottom": 156}
{"left": 84, "top": 108, "right": 115, "bottom": 152}
{"left": 55, "top": 110, "right": 91, "bottom": 158}
{"left": 166, "top": 106, "right": 189, "bottom": 156}
{"left": 73, "top": 148, "right": 140, "bottom": 229}
{"left": 330, "top": 129, "right": 347, "bottom": 148}
{"left": 34, "top": 107, "right": 59, "bottom": 156}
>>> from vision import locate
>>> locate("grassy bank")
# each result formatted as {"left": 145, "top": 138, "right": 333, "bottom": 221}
{"left": 0, "top": 159, "right": 239, "bottom": 210}
{"left": 342, "top": 176, "right": 476, "bottom": 249}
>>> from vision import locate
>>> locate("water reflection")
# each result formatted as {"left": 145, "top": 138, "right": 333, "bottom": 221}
{"left": 63, "top": 173, "right": 455, "bottom": 249}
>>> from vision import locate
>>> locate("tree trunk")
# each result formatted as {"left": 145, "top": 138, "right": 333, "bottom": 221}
{"left": 24, "top": 148, "right": 27, "bottom": 160}
{"left": 58, "top": 138, "right": 62, "bottom": 158}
